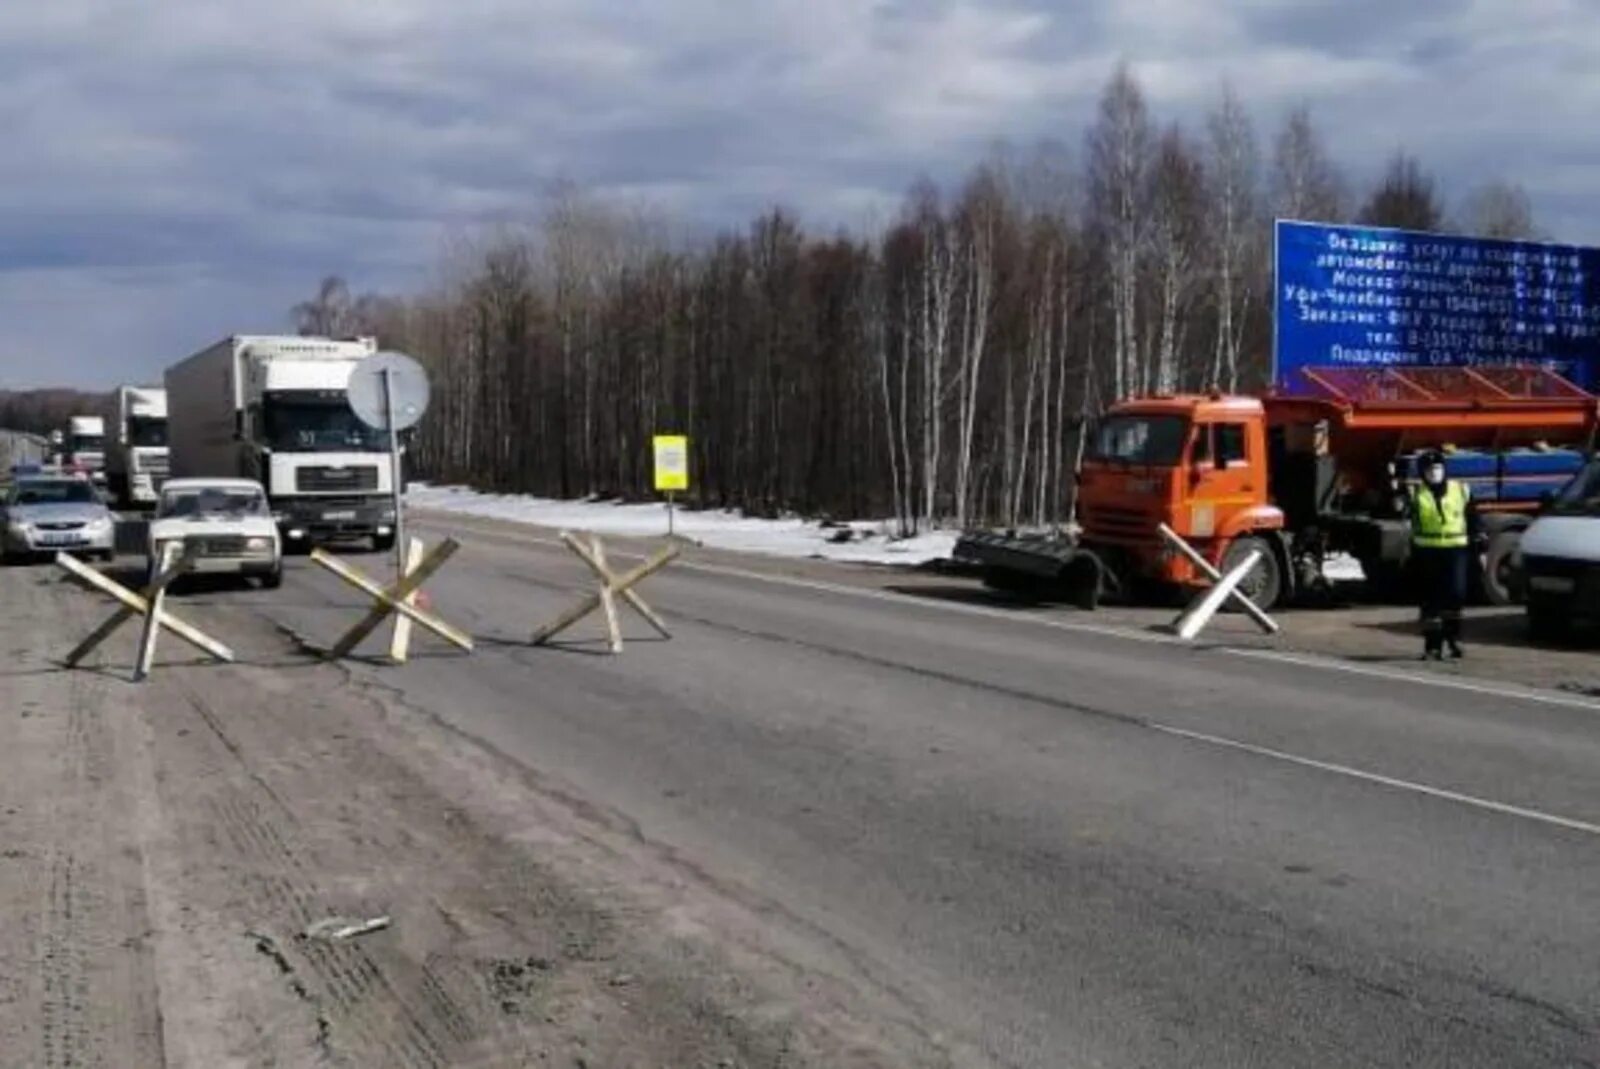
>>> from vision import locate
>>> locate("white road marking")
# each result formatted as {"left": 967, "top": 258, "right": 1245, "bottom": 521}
{"left": 1221, "top": 647, "right": 1600, "bottom": 715}
{"left": 1151, "top": 722, "right": 1600, "bottom": 838}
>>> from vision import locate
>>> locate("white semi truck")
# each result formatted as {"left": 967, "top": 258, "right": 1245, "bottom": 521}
{"left": 65, "top": 415, "right": 107, "bottom": 486}
{"left": 166, "top": 335, "right": 397, "bottom": 551}
{"left": 103, "top": 385, "right": 169, "bottom": 508}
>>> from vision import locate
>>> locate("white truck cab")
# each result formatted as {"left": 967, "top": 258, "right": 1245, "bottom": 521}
{"left": 1518, "top": 460, "right": 1600, "bottom": 639}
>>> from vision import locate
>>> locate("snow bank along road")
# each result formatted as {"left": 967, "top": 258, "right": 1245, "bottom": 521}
{"left": 6, "top": 511, "right": 1599, "bottom": 1068}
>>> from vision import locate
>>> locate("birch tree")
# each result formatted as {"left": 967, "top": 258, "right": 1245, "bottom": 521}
{"left": 1206, "top": 81, "right": 1259, "bottom": 391}
{"left": 1086, "top": 62, "right": 1152, "bottom": 400}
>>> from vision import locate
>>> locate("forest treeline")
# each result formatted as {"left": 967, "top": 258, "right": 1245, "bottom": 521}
{"left": 297, "top": 65, "right": 1541, "bottom": 532}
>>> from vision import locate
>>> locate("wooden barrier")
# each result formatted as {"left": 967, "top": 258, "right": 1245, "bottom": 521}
{"left": 311, "top": 537, "right": 473, "bottom": 662}
{"left": 58, "top": 546, "right": 235, "bottom": 679}
{"left": 1158, "top": 524, "right": 1280, "bottom": 638}
{"left": 532, "top": 532, "right": 679, "bottom": 654}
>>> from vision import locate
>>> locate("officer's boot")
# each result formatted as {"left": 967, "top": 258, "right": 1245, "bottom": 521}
{"left": 1443, "top": 612, "right": 1464, "bottom": 659}
{"left": 1421, "top": 616, "right": 1444, "bottom": 661}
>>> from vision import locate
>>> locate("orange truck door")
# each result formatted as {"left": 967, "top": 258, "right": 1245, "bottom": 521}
{"left": 1183, "top": 421, "right": 1257, "bottom": 548}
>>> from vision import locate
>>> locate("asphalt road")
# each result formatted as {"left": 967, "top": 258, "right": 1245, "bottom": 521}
{"left": 238, "top": 513, "right": 1600, "bottom": 1068}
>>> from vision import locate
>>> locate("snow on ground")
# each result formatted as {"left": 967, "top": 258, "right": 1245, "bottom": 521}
{"left": 1323, "top": 553, "right": 1366, "bottom": 582}
{"left": 407, "top": 484, "right": 959, "bottom": 566}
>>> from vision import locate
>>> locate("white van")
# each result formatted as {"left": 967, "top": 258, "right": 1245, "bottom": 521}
{"left": 1518, "top": 460, "right": 1600, "bottom": 639}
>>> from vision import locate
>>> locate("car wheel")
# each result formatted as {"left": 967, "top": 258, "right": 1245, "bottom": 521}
{"left": 373, "top": 533, "right": 397, "bottom": 553}
{"left": 260, "top": 562, "right": 284, "bottom": 590}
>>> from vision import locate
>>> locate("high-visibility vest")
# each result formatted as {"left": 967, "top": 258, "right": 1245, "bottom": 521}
{"left": 1411, "top": 481, "right": 1470, "bottom": 549}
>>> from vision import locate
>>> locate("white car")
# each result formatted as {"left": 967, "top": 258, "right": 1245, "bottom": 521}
{"left": 148, "top": 478, "right": 282, "bottom": 588}
{"left": 1518, "top": 460, "right": 1600, "bottom": 639}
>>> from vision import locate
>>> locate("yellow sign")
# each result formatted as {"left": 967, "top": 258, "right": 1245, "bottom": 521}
{"left": 653, "top": 435, "right": 689, "bottom": 492}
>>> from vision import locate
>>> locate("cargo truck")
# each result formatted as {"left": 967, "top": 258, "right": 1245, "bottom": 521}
{"left": 955, "top": 365, "right": 1598, "bottom": 610}
{"left": 103, "top": 385, "right": 169, "bottom": 508}
{"left": 166, "top": 335, "right": 397, "bottom": 551}
{"left": 65, "top": 415, "right": 107, "bottom": 486}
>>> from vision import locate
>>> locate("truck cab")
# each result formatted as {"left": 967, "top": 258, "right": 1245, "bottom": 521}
{"left": 106, "top": 386, "right": 169, "bottom": 508}
{"left": 1077, "top": 395, "right": 1286, "bottom": 603}
{"left": 66, "top": 415, "right": 107, "bottom": 487}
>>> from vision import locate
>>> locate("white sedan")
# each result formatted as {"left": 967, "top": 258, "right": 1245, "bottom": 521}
{"left": 148, "top": 478, "right": 282, "bottom": 588}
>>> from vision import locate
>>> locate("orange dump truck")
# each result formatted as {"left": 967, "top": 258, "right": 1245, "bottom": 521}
{"left": 954, "top": 366, "right": 1600, "bottom": 609}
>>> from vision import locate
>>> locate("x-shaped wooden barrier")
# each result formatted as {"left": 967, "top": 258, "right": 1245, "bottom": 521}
{"left": 311, "top": 537, "right": 474, "bottom": 662}
{"left": 58, "top": 544, "right": 235, "bottom": 679}
{"left": 532, "top": 532, "right": 679, "bottom": 653}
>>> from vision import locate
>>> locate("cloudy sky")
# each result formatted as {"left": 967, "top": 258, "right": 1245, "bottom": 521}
{"left": 1, "top": 0, "right": 1596, "bottom": 387}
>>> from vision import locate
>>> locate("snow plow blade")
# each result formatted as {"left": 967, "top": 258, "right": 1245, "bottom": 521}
{"left": 952, "top": 531, "right": 1107, "bottom": 610}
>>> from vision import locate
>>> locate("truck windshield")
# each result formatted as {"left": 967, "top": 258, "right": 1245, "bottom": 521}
{"left": 263, "top": 392, "right": 387, "bottom": 452}
{"left": 1086, "top": 415, "right": 1188, "bottom": 466}
{"left": 128, "top": 417, "right": 167, "bottom": 447}
{"left": 71, "top": 436, "right": 105, "bottom": 453}
{"left": 1549, "top": 462, "right": 1600, "bottom": 516}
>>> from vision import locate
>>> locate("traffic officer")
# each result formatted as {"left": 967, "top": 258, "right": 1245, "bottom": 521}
{"left": 1410, "top": 449, "right": 1476, "bottom": 660}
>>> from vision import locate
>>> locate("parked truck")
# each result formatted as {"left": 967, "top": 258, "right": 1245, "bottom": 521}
{"left": 65, "top": 415, "right": 107, "bottom": 486}
{"left": 166, "top": 335, "right": 397, "bottom": 551}
{"left": 103, "top": 385, "right": 169, "bottom": 508}
{"left": 955, "top": 365, "right": 1599, "bottom": 610}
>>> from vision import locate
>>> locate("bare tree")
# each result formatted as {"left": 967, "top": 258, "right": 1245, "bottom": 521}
{"left": 1147, "top": 125, "right": 1206, "bottom": 394}
{"left": 1459, "top": 181, "right": 1539, "bottom": 240}
{"left": 1086, "top": 62, "right": 1153, "bottom": 400}
{"left": 1206, "top": 81, "right": 1259, "bottom": 391}
{"left": 293, "top": 275, "right": 356, "bottom": 336}
{"left": 1271, "top": 105, "right": 1346, "bottom": 222}
{"left": 1360, "top": 152, "right": 1443, "bottom": 231}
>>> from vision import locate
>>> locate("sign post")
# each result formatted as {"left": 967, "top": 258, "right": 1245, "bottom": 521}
{"left": 652, "top": 435, "right": 689, "bottom": 537}
{"left": 347, "top": 352, "right": 430, "bottom": 584}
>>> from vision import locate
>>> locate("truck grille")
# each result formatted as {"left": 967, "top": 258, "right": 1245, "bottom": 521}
{"left": 1080, "top": 505, "right": 1158, "bottom": 542}
{"left": 136, "top": 455, "right": 170, "bottom": 476}
{"left": 296, "top": 465, "right": 379, "bottom": 493}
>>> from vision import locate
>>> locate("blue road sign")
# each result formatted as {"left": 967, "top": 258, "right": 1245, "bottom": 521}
{"left": 1273, "top": 220, "right": 1600, "bottom": 392}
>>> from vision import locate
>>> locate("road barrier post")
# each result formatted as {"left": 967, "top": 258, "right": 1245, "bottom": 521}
{"left": 58, "top": 547, "right": 234, "bottom": 678}
{"left": 1157, "top": 524, "right": 1279, "bottom": 637}
{"left": 312, "top": 538, "right": 474, "bottom": 662}
{"left": 532, "top": 532, "right": 679, "bottom": 653}
{"left": 1173, "top": 550, "right": 1264, "bottom": 641}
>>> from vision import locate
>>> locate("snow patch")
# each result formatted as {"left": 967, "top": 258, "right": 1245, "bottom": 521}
{"left": 407, "top": 484, "right": 958, "bottom": 566}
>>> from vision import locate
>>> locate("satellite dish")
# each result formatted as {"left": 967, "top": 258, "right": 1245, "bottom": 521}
{"left": 348, "top": 351, "right": 430, "bottom": 432}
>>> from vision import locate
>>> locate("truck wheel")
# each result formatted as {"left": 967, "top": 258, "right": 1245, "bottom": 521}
{"left": 1220, "top": 536, "right": 1283, "bottom": 612}
{"left": 1480, "top": 529, "right": 1524, "bottom": 606}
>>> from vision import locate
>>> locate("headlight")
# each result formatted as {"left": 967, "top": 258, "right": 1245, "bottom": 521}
{"left": 7, "top": 521, "right": 27, "bottom": 535}
{"left": 87, "top": 516, "right": 113, "bottom": 532}
{"left": 245, "top": 536, "right": 274, "bottom": 552}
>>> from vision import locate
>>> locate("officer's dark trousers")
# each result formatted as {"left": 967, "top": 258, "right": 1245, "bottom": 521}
{"left": 1414, "top": 546, "right": 1468, "bottom": 652}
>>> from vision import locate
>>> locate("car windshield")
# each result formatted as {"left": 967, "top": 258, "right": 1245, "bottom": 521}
{"left": 263, "top": 392, "right": 386, "bottom": 452}
{"left": 1549, "top": 462, "right": 1600, "bottom": 516}
{"left": 128, "top": 417, "right": 168, "bottom": 447}
{"left": 159, "top": 487, "right": 268, "bottom": 518}
{"left": 11, "top": 480, "right": 98, "bottom": 506}
{"left": 1086, "top": 415, "right": 1188, "bottom": 466}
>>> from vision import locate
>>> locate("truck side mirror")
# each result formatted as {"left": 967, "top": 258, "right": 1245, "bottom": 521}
{"left": 234, "top": 411, "right": 244, "bottom": 441}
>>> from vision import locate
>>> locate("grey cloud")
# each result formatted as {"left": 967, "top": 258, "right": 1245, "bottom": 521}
{"left": 0, "top": 0, "right": 1597, "bottom": 386}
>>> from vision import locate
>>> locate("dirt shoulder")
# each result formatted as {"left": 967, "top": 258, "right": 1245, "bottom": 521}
{"left": 412, "top": 507, "right": 1600, "bottom": 699}
{"left": 0, "top": 561, "right": 957, "bottom": 1068}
